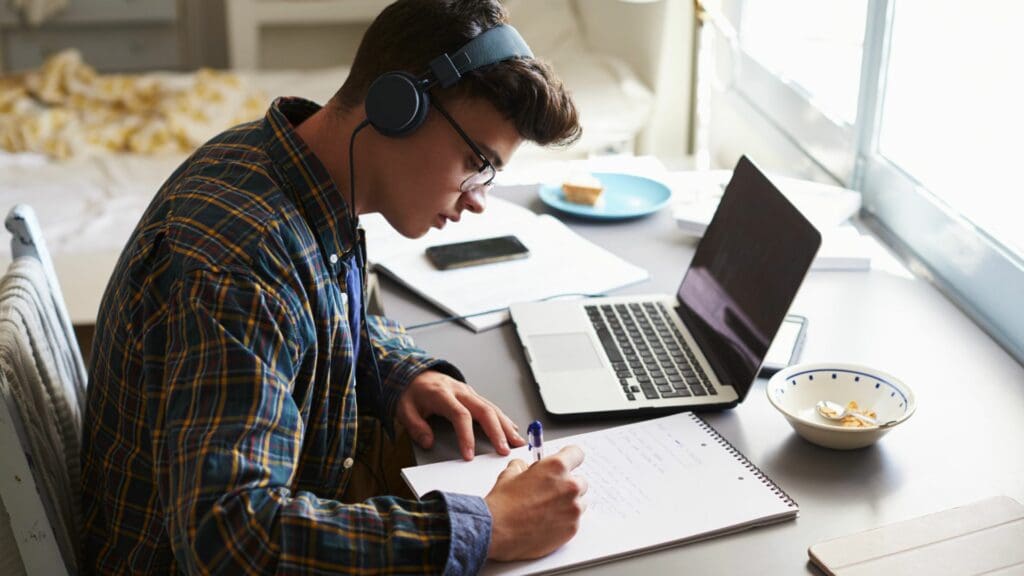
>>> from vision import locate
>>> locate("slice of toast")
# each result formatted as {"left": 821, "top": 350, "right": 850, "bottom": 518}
{"left": 562, "top": 174, "right": 604, "bottom": 206}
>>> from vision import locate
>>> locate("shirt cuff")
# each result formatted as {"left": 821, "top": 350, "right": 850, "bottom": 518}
{"left": 428, "top": 491, "right": 491, "bottom": 576}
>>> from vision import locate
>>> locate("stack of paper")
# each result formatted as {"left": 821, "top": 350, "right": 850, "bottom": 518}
{"left": 670, "top": 170, "right": 862, "bottom": 236}
{"left": 361, "top": 197, "right": 648, "bottom": 332}
{"left": 669, "top": 170, "right": 874, "bottom": 271}
{"left": 814, "top": 225, "right": 876, "bottom": 271}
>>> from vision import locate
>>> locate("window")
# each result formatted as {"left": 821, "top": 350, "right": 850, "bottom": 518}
{"left": 721, "top": 0, "right": 871, "bottom": 182}
{"left": 740, "top": 0, "right": 868, "bottom": 126}
{"left": 878, "top": 0, "right": 1024, "bottom": 258}
{"left": 708, "top": 0, "right": 1024, "bottom": 362}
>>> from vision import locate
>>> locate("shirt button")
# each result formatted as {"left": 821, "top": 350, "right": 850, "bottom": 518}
{"left": 329, "top": 254, "right": 339, "bottom": 265}
{"left": 343, "top": 457, "right": 354, "bottom": 469}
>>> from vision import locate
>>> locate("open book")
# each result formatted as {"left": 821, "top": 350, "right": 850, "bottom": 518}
{"left": 402, "top": 413, "right": 799, "bottom": 575}
{"left": 361, "top": 196, "right": 649, "bottom": 332}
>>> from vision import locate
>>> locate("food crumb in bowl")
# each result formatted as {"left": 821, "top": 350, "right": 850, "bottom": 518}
{"left": 830, "top": 401, "right": 878, "bottom": 428}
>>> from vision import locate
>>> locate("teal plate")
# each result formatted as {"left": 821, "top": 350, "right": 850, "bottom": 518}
{"left": 538, "top": 172, "right": 672, "bottom": 220}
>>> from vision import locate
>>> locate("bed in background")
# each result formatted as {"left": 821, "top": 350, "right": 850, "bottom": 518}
{"left": 0, "top": 63, "right": 356, "bottom": 323}
{"left": 0, "top": 0, "right": 655, "bottom": 325}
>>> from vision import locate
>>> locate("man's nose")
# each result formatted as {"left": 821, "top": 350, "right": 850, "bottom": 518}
{"left": 461, "top": 189, "right": 487, "bottom": 213}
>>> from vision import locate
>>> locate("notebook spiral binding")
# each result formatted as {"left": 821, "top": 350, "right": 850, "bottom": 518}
{"left": 688, "top": 412, "right": 799, "bottom": 509}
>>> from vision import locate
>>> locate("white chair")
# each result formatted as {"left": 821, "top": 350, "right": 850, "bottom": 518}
{"left": 0, "top": 205, "right": 87, "bottom": 576}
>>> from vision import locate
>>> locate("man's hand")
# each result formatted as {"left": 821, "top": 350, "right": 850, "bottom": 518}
{"left": 484, "top": 446, "right": 587, "bottom": 561}
{"left": 397, "top": 370, "right": 525, "bottom": 460}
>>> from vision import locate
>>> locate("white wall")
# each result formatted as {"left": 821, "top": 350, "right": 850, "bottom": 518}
{"left": 574, "top": 0, "right": 694, "bottom": 163}
{"left": 700, "top": 0, "right": 840, "bottom": 184}
{"left": 710, "top": 89, "right": 836, "bottom": 183}
{"left": 259, "top": 23, "right": 366, "bottom": 69}
{"left": 183, "top": 0, "right": 694, "bottom": 161}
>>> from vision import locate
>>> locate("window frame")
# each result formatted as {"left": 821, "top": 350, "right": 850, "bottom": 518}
{"left": 718, "top": 0, "right": 1024, "bottom": 363}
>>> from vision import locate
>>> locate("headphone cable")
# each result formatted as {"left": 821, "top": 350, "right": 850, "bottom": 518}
{"left": 404, "top": 292, "right": 609, "bottom": 331}
{"left": 348, "top": 119, "right": 371, "bottom": 235}
{"left": 348, "top": 118, "right": 391, "bottom": 441}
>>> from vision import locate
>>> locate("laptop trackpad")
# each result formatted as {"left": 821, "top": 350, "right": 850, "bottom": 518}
{"left": 528, "top": 333, "right": 604, "bottom": 372}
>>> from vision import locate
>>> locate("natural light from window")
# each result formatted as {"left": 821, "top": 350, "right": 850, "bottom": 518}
{"left": 739, "top": 0, "right": 868, "bottom": 126}
{"left": 879, "top": 0, "right": 1024, "bottom": 259}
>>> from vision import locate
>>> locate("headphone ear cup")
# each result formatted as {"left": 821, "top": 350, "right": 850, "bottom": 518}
{"left": 365, "top": 71, "right": 430, "bottom": 137}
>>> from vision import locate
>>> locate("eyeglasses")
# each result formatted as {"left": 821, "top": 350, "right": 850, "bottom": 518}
{"left": 431, "top": 100, "right": 496, "bottom": 195}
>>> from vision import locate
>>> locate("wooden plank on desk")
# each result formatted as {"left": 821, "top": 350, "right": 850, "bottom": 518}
{"left": 809, "top": 496, "right": 1024, "bottom": 576}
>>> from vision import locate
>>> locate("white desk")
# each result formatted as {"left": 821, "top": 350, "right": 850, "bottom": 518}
{"left": 384, "top": 185, "right": 1024, "bottom": 574}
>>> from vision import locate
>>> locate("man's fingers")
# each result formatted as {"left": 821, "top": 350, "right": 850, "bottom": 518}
{"left": 551, "top": 445, "right": 585, "bottom": 471}
{"left": 575, "top": 475, "right": 590, "bottom": 498}
{"left": 399, "top": 403, "right": 435, "bottom": 449}
{"left": 459, "top": 386, "right": 524, "bottom": 449}
{"left": 502, "top": 458, "right": 528, "bottom": 477}
{"left": 461, "top": 393, "right": 511, "bottom": 455}
{"left": 444, "top": 399, "right": 476, "bottom": 460}
{"left": 492, "top": 458, "right": 527, "bottom": 490}
{"left": 497, "top": 407, "right": 525, "bottom": 447}
{"left": 404, "top": 372, "right": 527, "bottom": 460}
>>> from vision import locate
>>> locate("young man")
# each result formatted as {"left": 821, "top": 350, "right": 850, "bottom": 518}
{"left": 80, "top": 0, "right": 588, "bottom": 573}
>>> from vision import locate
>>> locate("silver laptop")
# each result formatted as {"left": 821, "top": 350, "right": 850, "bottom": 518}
{"left": 509, "top": 156, "right": 822, "bottom": 417}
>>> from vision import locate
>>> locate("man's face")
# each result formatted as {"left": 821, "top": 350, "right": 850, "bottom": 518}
{"left": 372, "top": 96, "right": 522, "bottom": 238}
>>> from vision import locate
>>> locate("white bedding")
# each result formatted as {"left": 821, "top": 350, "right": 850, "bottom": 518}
{"left": 0, "top": 66, "right": 350, "bottom": 255}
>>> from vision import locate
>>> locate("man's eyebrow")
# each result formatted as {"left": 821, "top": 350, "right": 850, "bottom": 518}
{"left": 479, "top": 144, "right": 504, "bottom": 169}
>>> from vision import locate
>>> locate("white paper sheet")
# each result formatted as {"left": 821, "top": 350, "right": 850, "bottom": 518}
{"left": 361, "top": 196, "right": 540, "bottom": 266}
{"left": 362, "top": 197, "right": 649, "bottom": 331}
{"left": 670, "top": 170, "right": 862, "bottom": 236}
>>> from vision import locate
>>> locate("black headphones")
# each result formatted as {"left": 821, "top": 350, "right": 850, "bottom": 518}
{"left": 346, "top": 26, "right": 532, "bottom": 427}
{"left": 363, "top": 24, "right": 533, "bottom": 137}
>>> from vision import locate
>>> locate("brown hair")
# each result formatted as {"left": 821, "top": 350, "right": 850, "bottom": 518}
{"left": 331, "top": 0, "right": 581, "bottom": 147}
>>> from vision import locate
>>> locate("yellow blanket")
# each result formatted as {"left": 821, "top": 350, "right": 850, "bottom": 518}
{"left": 0, "top": 50, "right": 267, "bottom": 159}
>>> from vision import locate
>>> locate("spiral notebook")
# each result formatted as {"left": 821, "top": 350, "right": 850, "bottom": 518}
{"left": 401, "top": 412, "right": 798, "bottom": 575}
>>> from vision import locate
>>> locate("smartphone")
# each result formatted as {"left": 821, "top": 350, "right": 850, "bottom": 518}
{"left": 425, "top": 235, "right": 530, "bottom": 270}
{"left": 759, "top": 314, "right": 808, "bottom": 377}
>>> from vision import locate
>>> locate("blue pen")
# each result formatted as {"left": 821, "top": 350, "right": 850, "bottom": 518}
{"left": 527, "top": 420, "right": 544, "bottom": 461}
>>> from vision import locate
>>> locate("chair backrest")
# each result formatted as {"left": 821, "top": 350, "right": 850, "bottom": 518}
{"left": 5, "top": 205, "right": 87, "bottom": 390}
{"left": 0, "top": 205, "right": 88, "bottom": 576}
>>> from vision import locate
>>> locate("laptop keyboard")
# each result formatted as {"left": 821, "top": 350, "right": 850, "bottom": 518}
{"left": 586, "top": 302, "right": 717, "bottom": 402}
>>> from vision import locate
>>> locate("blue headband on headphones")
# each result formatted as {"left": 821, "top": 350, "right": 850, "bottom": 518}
{"left": 428, "top": 24, "right": 534, "bottom": 88}
{"left": 365, "top": 24, "right": 534, "bottom": 137}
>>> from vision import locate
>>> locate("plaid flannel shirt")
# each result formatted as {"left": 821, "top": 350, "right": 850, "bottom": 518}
{"left": 80, "top": 97, "right": 491, "bottom": 574}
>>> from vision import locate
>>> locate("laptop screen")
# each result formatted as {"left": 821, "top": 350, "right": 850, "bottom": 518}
{"left": 676, "top": 156, "right": 821, "bottom": 396}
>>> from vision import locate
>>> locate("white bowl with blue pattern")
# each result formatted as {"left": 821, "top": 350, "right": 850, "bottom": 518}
{"left": 766, "top": 362, "right": 916, "bottom": 450}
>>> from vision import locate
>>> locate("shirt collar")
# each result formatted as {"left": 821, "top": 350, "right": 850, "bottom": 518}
{"left": 263, "top": 96, "right": 357, "bottom": 272}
